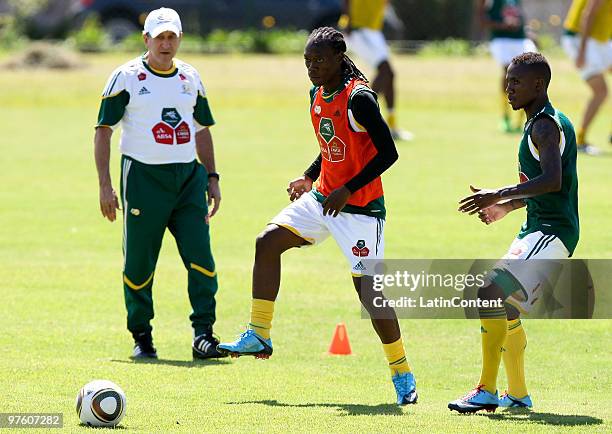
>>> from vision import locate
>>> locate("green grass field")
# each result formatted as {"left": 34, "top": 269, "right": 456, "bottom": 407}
{"left": 1, "top": 52, "right": 610, "bottom": 433}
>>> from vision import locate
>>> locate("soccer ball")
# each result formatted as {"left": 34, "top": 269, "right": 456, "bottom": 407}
{"left": 76, "top": 380, "right": 126, "bottom": 427}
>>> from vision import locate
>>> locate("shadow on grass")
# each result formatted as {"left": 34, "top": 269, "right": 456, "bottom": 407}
{"left": 110, "top": 358, "right": 232, "bottom": 368}
{"left": 78, "top": 423, "right": 128, "bottom": 429}
{"left": 226, "top": 399, "right": 402, "bottom": 416}
{"left": 482, "top": 408, "right": 602, "bottom": 426}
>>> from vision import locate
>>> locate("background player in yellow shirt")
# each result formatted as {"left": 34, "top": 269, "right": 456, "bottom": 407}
{"left": 562, "top": 0, "right": 612, "bottom": 154}
{"left": 342, "top": 0, "right": 412, "bottom": 141}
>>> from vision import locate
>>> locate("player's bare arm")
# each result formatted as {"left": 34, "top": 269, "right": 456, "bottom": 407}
{"left": 477, "top": 0, "right": 495, "bottom": 30}
{"left": 577, "top": 0, "right": 604, "bottom": 68}
{"left": 477, "top": 0, "right": 520, "bottom": 32}
{"left": 195, "top": 127, "right": 221, "bottom": 218}
{"left": 322, "top": 186, "right": 352, "bottom": 217}
{"left": 477, "top": 198, "right": 526, "bottom": 225}
{"left": 459, "top": 117, "right": 561, "bottom": 215}
{"left": 340, "top": 0, "right": 350, "bottom": 31}
{"left": 323, "top": 90, "right": 398, "bottom": 217}
{"left": 287, "top": 176, "right": 314, "bottom": 202}
{"left": 94, "top": 126, "right": 120, "bottom": 222}
{"left": 288, "top": 154, "right": 320, "bottom": 201}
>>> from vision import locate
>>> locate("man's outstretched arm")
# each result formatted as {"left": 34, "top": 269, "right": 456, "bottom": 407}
{"left": 459, "top": 116, "right": 561, "bottom": 214}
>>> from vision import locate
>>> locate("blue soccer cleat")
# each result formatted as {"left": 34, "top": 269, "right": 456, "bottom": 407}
{"left": 448, "top": 385, "right": 499, "bottom": 413}
{"left": 499, "top": 392, "right": 533, "bottom": 408}
{"left": 392, "top": 371, "right": 418, "bottom": 405}
{"left": 217, "top": 329, "right": 273, "bottom": 359}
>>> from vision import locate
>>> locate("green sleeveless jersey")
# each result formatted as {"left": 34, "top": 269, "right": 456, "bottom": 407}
{"left": 487, "top": 0, "right": 526, "bottom": 39}
{"left": 517, "top": 102, "right": 579, "bottom": 255}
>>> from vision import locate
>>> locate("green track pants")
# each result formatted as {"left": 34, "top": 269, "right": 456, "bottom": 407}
{"left": 120, "top": 155, "right": 217, "bottom": 336}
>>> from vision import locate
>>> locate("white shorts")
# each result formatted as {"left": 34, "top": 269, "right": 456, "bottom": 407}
{"left": 346, "top": 28, "right": 390, "bottom": 69}
{"left": 270, "top": 192, "right": 384, "bottom": 275}
{"left": 490, "top": 231, "right": 570, "bottom": 314}
{"left": 561, "top": 34, "right": 612, "bottom": 80}
{"left": 489, "top": 37, "right": 537, "bottom": 66}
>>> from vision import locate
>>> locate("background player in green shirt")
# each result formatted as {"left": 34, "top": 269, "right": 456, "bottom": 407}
{"left": 449, "top": 52, "right": 579, "bottom": 413}
{"left": 477, "top": 0, "right": 537, "bottom": 133}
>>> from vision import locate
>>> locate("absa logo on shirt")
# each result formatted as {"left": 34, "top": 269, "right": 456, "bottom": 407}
{"left": 152, "top": 123, "right": 174, "bottom": 145}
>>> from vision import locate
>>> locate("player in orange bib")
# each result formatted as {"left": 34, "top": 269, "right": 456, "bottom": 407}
{"left": 218, "top": 27, "right": 418, "bottom": 406}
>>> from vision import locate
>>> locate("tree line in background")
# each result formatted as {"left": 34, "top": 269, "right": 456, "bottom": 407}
{"left": 1, "top": 0, "right": 476, "bottom": 44}
{"left": 392, "top": 0, "right": 474, "bottom": 40}
{"left": 2, "top": 0, "right": 565, "bottom": 56}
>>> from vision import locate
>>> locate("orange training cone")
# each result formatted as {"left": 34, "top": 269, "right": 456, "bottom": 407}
{"left": 328, "top": 322, "right": 352, "bottom": 355}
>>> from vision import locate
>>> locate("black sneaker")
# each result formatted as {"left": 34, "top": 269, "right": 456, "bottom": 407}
{"left": 130, "top": 331, "right": 158, "bottom": 359}
{"left": 193, "top": 332, "right": 228, "bottom": 359}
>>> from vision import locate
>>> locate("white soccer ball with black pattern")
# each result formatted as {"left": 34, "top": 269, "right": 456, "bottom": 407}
{"left": 76, "top": 380, "right": 126, "bottom": 427}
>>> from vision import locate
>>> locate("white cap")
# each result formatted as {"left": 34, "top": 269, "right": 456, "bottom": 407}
{"left": 143, "top": 7, "right": 182, "bottom": 37}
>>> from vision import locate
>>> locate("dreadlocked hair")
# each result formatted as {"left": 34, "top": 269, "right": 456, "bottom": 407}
{"left": 307, "top": 26, "right": 368, "bottom": 83}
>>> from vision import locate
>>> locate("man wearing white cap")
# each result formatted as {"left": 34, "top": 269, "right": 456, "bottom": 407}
{"left": 94, "top": 7, "right": 226, "bottom": 360}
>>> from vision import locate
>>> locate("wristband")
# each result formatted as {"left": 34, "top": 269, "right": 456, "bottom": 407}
{"left": 207, "top": 172, "right": 220, "bottom": 181}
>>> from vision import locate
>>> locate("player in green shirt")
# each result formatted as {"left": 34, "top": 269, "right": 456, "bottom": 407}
{"left": 477, "top": 0, "right": 537, "bottom": 133}
{"left": 449, "top": 52, "right": 579, "bottom": 413}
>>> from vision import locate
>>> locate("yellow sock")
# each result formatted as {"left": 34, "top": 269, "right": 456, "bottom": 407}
{"left": 478, "top": 307, "right": 507, "bottom": 394}
{"left": 387, "top": 111, "right": 397, "bottom": 130}
{"left": 249, "top": 298, "right": 274, "bottom": 339}
{"left": 502, "top": 319, "right": 528, "bottom": 398}
{"left": 577, "top": 128, "right": 586, "bottom": 145}
{"left": 383, "top": 337, "right": 411, "bottom": 375}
